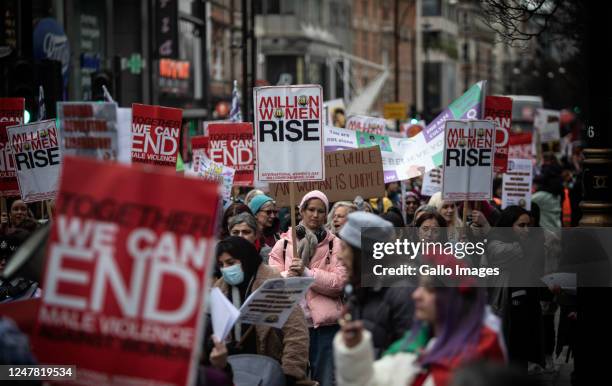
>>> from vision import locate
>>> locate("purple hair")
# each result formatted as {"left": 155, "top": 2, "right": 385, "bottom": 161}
{"left": 408, "top": 286, "right": 487, "bottom": 366}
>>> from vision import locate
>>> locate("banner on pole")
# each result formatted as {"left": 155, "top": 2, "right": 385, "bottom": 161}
{"left": 270, "top": 147, "right": 385, "bottom": 205}
{"left": 7, "top": 119, "right": 62, "bottom": 202}
{"left": 32, "top": 156, "right": 221, "bottom": 386}
{"left": 131, "top": 103, "right": 182, "bottom": 167}
{"left": 254, "top": 85, "right": 324, "bottom": 182}
{"left": 208, "top": 122, "right": 254, "bottom": 186}
{"left": 442, "top": 120, "right": 495, "bottom": 201}
{"left": 346, "top": 115, "right": 386, "bottom": 135}
{"left": 57, "top": 102, "right": 119, "bottom": 160}
{"left": 0, "top": 98, "right": 24, "bottom": 196}
{"left": 502, "top": 158, "right": 533, "bottom": 210}
{"left": 484, "top": 96, "right": 512, "bottom": 174}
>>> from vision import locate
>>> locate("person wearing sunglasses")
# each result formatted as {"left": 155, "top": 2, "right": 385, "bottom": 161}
{"left": 248, "top": 194, "right": 280, "bottom": 249}
{"left": 405, "top": 192, "right": 421, "bottom": 225}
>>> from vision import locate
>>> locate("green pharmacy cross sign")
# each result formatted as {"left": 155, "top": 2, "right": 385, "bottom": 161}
{"left": 121, "top": 53, "right": 144, "bottom": 75}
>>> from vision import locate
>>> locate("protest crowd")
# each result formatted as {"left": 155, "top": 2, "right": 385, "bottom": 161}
{"left": 0, "top": 79, "right": 590, "bottom": 386}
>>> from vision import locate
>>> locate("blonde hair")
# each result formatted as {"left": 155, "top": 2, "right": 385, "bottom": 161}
{"left": 244, "top": 189, "right": 264, "bottom": 207}
{"left": 326, "top": 201, "right": 358, "bottom": 234}
{"left": 427, "top": 192, "right": 463, "bottom": 228}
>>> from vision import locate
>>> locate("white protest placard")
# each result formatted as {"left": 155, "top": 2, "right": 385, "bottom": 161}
{"left": 187, "top": 151, "right": 235, "bottom": 209}
{"left": 541, "top": 273, "right": 576, "bottom": 291}
{"left": 442, "top": 120, "right": 495, "bottom": 201}
{"left": 502, "top": 158, "right": 533, "bottom": 210}
{"left": 323, "top": 98, "right": 346, "bottom": 127}
{"left": 534, "top": 108, "right": 561, "bottom": 144}
{"left": 239, "top": 277, "right": 314, "bottom": 329}
{"left": 210, "top": 287, "right": 240, "bottom": 341}
{"left": 346, "top": 115, "right": 386, "bottom": 135}
{"left": 254, "top": 85, "right": 324, "bottom": 182}
{"left": 116, "top": 107, "right": 132, "bottom": 164}
{"left": 324, "top": 126, "right": 430, "bottom": 182}
{"left": 422, "top": 167, "right": 443, "bottom": 197}
{"left": 7, "top": 119, "right": 62, "bottom": 202}
{"left": 57, "top": 102, "right": 118, "bottom": 160}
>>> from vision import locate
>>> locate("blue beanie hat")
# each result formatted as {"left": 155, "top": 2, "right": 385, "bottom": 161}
{"left": 248, "top": 194, "right": 274, "bottom": 214}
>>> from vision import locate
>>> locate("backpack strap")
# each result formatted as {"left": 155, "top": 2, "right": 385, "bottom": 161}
{"left": 327, "top": 240, "right": 333, "bottom": 265}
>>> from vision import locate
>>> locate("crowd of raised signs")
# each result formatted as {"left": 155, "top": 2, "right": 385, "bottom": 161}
{"left": 0, "top": 144, "right": 583, "bottom": 386}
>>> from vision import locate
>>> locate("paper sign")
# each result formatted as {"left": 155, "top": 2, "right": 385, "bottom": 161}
{"left": 346, "top": 115, "right": 386, "bottom": 135}
{"left": 541, "top": 273, "right": 576, "bottom": 290}
{"left": 383, "top": 103, "right": 407, "bottom": 120}
{"left": 117, "top": 107, "right": 133, "bottom": 165}
{"left": 254, "top": 85, "right": 325, "bottom": 182}
{"left": 239, "top": 277, "right": 314, "bottom": 329}
{"left": 534, "top": 109, "right": 561, "bottom": 144}
{"left": 208, "top": 123, "right": 254, "bottom": 186}
{"left": 32, "top": 156, "right": 221, "bottom": 386}
{"left": 442, "top": 120, "right": 495, "bottom": 201}
{"left": 484, "top": 96, "right": 512, "bottom": 173}
{"left": 0, "top": 98, "right": 24, "bottom": 196}
{"left": 187, "top": 152, "right": 235, "bottom": 209}
{"left": 323, "top": 99, "right": 346, "bottom": 127}
{"left": 270, "top": 147, "right": 385, "bottom": 205}
{"left": 131, "top": 103, "right": 182, "bottom": 167}
{"left": 502, "top": 158, "right": 532, "bottom": 210}
{"left": 422, "top": 167, "right": 442, "bottom": 197}
{"left": 325, "top": 126, "right": 424, "bottom": 182}
{"left": 57, "top": 102, "right": 119, "bottom": 161}
{"left": 209, "top": 287, "right": 240, "bottom": 342}
{"left": 7, "top": 119, "right": 62, "bottom": 202}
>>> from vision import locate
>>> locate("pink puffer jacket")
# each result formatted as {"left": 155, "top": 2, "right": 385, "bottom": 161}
{"left": 269, "top": 229, "right": 347, "bottom": 328}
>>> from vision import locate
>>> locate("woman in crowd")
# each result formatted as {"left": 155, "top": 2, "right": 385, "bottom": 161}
{"left": 334, "top": 254, "right": 506, "bottom": 386}
{"left": 0, "top": 200, "right": 37, "bottom": 235}
{"left": 269, "top": 190, "right": 347, "bottom": 386}
{"left": 428, "top": 192, "right": 463, "bottom": 243}
{"left": 228, "top": 212, "right": 272, "bottom": 263}
{"left": 337, "top": 212, "right": 415, "bottom": 357}
{"left": 248, "top": 194, "right": 280, "bottom": 248}
{"left": 220, "top": 202, "right": 253, "bottom": 240}
{"left": 405, "top": 191, "right": 421, "bottom": 225}
{"left": 486, "top": 206, "right": 545, "bottom": 370}
{"left": 327, "top": 201, "right": 358, "bottom": 235}
{"left": 413, "top": 212, "right": 448, "bottom": 245}
{"left": 412, "top": 204, "right": 437, "bottom": 225}
{"left": 207, "top": 237, "right": 310, "bottom": 385}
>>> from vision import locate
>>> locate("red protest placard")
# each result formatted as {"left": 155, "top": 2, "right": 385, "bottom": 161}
{"left": 32, "top": 156, "right": 221, "bottom": 386}
{"left": 208, "top": 122, "right": 254, "bottom": 186}
{"left": 131, "top": 103, "right": 182, "bottom": 167}
{"left": 0, "top": 98, "right": 24, "bottom": 196}
{"left": 508, "top": 132, "right": 534, "bottom": 160}
{"left": 191, "top": 135, "right": 209, "bottom": 153}
{"left": 484, "top": 96, "right": 512, "bottom": 174}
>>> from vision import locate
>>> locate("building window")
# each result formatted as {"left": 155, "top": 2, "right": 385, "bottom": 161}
{"left": 422, "top": 0, "right": 441, "bottom": 16}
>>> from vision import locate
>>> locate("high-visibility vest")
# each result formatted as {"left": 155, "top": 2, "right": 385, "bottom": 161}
{"left": 562, "top": 187, "right": 572, "bottom": 227}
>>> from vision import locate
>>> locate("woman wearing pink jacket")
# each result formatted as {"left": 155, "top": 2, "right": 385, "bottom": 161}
{"left": 269, "top": 190, "right": 347, "bottom": 386}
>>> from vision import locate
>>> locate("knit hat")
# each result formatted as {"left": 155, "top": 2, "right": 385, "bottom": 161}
{"left": 299, "top": 190, "right": 329, "bottom": 212}
{"left": 248, "top": 194, "right": 274, "bottom": 214}
{"left": 339, "top": 212, "right": 394, "bottom": 249}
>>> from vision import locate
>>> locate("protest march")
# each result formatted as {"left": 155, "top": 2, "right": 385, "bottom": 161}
{"left": 0, "top": 2, "right": 610, "bottom": 386}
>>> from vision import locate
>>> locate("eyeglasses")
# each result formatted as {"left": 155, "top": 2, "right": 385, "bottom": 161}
{"left": 260, "top": 209, "right": 278, "bottom": 216}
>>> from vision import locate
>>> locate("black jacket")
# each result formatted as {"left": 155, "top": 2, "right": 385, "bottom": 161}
{"left": 348, "top": 285, "right": 415, "bottom": 358}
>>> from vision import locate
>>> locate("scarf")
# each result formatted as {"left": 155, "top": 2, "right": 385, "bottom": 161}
{"left": 295, "top": 222, "right": 327, "bottom": 267}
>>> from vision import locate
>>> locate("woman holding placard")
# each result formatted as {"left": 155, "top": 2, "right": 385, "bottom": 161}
{"left": 269, "top": 190, "right": 347, "bottom": 386}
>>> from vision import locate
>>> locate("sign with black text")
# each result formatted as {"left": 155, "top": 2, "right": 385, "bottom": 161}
{"left": 254, "top": 85, "right": 324, "bottom": 182}
{"left": 442, "top": 120, "right": 495, "bottom": 201}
